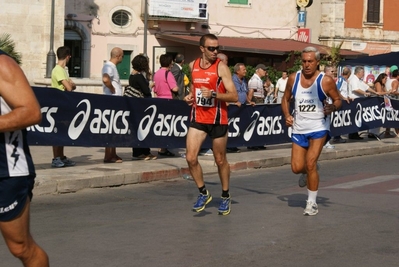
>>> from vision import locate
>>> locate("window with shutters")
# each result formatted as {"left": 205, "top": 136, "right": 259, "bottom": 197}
{"left": 366, "top": 0, "right": 380, "bottom": 23}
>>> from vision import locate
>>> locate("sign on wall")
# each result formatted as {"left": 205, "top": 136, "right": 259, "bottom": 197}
{"left": 297, "top": 28, "right": 310, "bottom": 43}
{"left": 148, "top": 0, "right": 208, "bottom": 20}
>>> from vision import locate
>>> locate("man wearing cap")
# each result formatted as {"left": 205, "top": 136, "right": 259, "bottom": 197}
{"left": 248, "top": 64, "right": 268, "bottom": 105}
{"left": 247, "top": 64, "right": 268, "bottom": 150}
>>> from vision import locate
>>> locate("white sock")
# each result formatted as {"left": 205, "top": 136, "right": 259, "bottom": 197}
{"left": 307, "top": 189, "right": 318, "bottom": 204}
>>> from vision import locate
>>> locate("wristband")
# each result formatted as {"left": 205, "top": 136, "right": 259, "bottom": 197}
{"left": 211, "top": 91, "right": 217, "bottom": 99}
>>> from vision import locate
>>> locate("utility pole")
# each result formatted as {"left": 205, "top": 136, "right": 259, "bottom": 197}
{"left": 45, "top": 0, "right": 56, "bottom": 78}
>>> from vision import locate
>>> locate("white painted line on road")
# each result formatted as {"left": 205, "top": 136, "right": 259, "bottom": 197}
{"left": 323, "top": 175, "right": 399, "bottom": 189}
{"left": 388, "top": 187, "right": 399, "bottom": 192}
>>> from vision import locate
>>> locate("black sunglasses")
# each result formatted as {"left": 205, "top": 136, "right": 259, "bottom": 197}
{"left": 204, "top": 46, "right": 220, "bottom": 52}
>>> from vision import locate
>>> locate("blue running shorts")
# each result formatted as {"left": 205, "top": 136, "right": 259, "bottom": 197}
{"left": 292, "top": 130, "right": 330, "bottom": 148}
{"left": 0, "top": 175, "right": 35, "bottom": 222}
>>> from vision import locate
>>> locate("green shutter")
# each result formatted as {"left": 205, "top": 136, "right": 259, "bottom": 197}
{"left": 228, "top": 0, "right": 249, "bottom": 5}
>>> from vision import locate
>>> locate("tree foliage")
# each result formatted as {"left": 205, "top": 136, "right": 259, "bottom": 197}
{"left": 0, "top": 33, "right": 22, "bottom": 65}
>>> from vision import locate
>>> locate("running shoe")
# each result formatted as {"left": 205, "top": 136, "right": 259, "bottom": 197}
{"left": 192, "top": 190, "right": 212, "bottom": 212}
{"left": 51, "top": 157, "right": 65, "bottom": 168}
{"left": 298, "top": 163, "right": 320, "bottom": 188}
{"left": 62, "top": 157, "right": 76, "bottom": 167}
{"left": 323, "top": 143, "right": 335, "bottom": 149}
{"left": 298, "top": 173, "right": 307, "bottom": 188}
{"left": 303, "top": 201, "right": 318, "bottom": 216}
{"left": 199, "top": 149, "right": 213, "bottom": 156}
{"left": 331, "top": 137, "right": 346, "bottom": 143}
{"left": 218, "top": 196, "right": 231, "bottom": 215}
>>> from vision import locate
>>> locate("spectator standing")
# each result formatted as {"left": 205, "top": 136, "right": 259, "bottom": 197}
{"left": 263, "top": 77, "right": 275, "bottom": 104}
{"left": 50, "top": 46, "right": 76, "bottom": 168}
{"left": 0, "top": 50, "right": 49, "bottom": 266}
{"left": 226, "top": 62, "right": 248, "bottom": 153}
{"left": 369, "top": 73, "right": 391, "bottom": 138}
{"left": 386, "top": 66, "right": 399, "bottom": 96}
{"left": 102, "top": 47, "right": 124, "bottom": 163}
{"left": 275, "top": 70, "right": 288, "bottom": 104}
{"left": 184, "top": 34, "right": 238, "bottom": 215}
{"left": 348, "top": 66, "right": 379, "bottom": 140}
{"left": 332, "top": 67, "right": 352, "bottom": 143}
{"left": 153, "top": 54, "right": 178, "bottom": 157}
{"left": 247, "top": 64, "right": 267, "bottom": 150}
{"left": 129, "top": 55, "right": 157, "bottom": 160}
{"left": 281, "top": 46, "right": 342, "bottom": 216}
{"left": 248, "top": 64, "right": 268, "bottom": 105}
{"left": 171, "top": 53, "right": 186, "bottom": 100}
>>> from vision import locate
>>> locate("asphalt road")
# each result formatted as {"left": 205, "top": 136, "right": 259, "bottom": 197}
{"left": 1, "top": 152, "right": 398, "bottom": 267}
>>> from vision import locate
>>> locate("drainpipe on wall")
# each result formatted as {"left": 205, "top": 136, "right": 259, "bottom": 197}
{"left": 143, "top": 0, "right": 148, "bottom": 56}
{"left": 45, "top": 0, "right": 56, "bottom": 78}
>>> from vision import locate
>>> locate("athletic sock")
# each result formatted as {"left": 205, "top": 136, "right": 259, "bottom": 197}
{"left": 199, "top": 186, "right": 207, "bottom": 195}
{"left": 222, "top": 190, "right": 230, "bottom": 198}
{"left": 307, "top": 189, "right": 318, "bottom": 203}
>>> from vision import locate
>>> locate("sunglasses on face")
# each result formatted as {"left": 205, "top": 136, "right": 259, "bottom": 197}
{"left": 204, "top": 46, "right": 219, "bottom": 52}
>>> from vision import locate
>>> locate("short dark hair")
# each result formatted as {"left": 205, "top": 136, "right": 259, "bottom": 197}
{"left": 159, "top": 54, "right": 173, "bottom": 68}
{"left": 199, "top": 34, "right": 218, "bottom": 47}
{"left": 392, "top": 69, "right": 399, "bottom": 78}
{"left": 175, "top": 54, "right": 184, "bottom": 64}
{"left": 56, "top": 46, "right": 70, "bottom": 60}
{"left": 132, "top": 55, "right": 149, "bottom": 72}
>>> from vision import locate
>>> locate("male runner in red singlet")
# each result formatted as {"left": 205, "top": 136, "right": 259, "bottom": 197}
{"left": 184, "top": 34, "right": 238, "bottom": 215}
{"left": 281, "top": 47, "right": 341, "bottom": 216}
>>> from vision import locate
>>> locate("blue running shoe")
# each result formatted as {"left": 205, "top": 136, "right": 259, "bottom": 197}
{"left": 192, "top": 191, "right": 212, "bottom": 212}
{"left": 218, "top": 196, "right": 231, "bottom": 215}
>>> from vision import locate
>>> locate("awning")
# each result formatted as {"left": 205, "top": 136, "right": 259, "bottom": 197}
{"left": 156, "top": 34, "right": 365, "bottom": 58}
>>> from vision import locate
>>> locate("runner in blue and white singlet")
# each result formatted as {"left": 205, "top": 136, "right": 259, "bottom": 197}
{"left": 281, "top": 47, "right": 342, "bottom": 217}
{"left": 291, "top": 71, "right": 329, "bottom": 135}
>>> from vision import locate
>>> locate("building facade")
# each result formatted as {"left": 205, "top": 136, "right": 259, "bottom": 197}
{"left": 320, "top": 0, "right": 399, "bottom": 55}
{"left": 3, "top": 0, "right": 393, "bottom": 94}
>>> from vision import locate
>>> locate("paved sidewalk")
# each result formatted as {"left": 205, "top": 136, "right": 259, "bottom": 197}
{"left": 31, "top": 135, "right": 399, "bottom": 195}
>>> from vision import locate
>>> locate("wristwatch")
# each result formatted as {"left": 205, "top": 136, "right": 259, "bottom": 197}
{"left": 211, "top": 91, "right": 217, "bottom": 98}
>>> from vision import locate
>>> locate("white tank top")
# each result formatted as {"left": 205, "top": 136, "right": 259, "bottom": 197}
{"left": 385, "top": 78, "right": 394, "bottom": 91}
{"left": 292, "top": 71, "right": 330, "bottom": 134}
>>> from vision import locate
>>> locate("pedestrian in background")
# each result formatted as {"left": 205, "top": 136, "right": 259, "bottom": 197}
{"left": 129, "top": 54, "right": 158, "bottom": 160}
{"left": 102, "top": 47, "right": 124, "bottom": 163}
{"left": 248, "top": 64, "right": 268, "bottom": 105}
{"left": 153, "top": 54, "right": 178, "bottom": 157}
{"left": 50, "top": 46, "right": 76, "bottom": 168}
{"left": 263, "top": 77, "right": 275, "bottom": 104}
{"left": 247, "top": 64, "right": 267, "bottom": 150}
{"left": 171, "top": 53, "right": 186, "bottom": 100}
{"left": 275, "top": 70, "right": 288, "bottom": 104}
{"left": 0, "top": 50, "right": 49, "bottom": 266}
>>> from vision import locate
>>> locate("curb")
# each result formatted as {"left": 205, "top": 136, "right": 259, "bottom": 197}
{"left": 32, "top": 141, "right": 399, "bottom": 196}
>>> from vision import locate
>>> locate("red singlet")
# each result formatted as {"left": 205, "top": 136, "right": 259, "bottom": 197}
{"left": 190, "top": 58, "right": 228, "bottom": 125}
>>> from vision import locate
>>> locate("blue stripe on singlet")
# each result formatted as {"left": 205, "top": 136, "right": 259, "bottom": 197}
{"left": 316, "top": 73, "right": 327, "bottom": 103}
{"left": 291, "top": 72, "right": 301, "bottom": 97}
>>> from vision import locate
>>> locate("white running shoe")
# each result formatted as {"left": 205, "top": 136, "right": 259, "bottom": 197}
{"left": 323, "top": 142, "right": 335, "bottom": 149}
{"left": 303, "top": 201, "right": 318, "bottom": 216}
